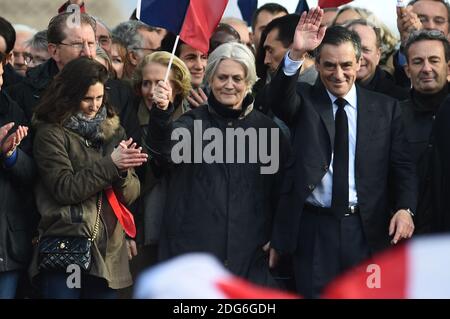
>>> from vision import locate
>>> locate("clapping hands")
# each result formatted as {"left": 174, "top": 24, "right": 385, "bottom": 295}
{"left": 111, "top": 138, "right": 148, "bottom": 172}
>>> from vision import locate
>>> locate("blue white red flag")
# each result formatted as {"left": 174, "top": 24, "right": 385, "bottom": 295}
{"left": 137, "top": 0, "right": 229, "bottom": 53}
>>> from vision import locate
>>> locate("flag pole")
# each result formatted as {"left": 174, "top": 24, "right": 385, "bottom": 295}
{"left": 136, "top": 0, "right": 142, "bottom": 20}
{"left": 164, "top": 34, "right": 180, "bottom": 83}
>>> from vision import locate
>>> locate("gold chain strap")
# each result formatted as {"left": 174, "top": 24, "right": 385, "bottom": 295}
{"left": 90, "top": 193, "right": 102, "bottom": 242}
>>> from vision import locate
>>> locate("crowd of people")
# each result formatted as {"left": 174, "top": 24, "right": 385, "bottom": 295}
{"left": 1, "top": 0, "right": 450, "bottom": 299}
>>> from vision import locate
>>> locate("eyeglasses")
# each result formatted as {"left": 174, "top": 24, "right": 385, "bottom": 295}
{"left": 58, "top": 41, "right": 97, "bottom": 51}
{"left": 410, "top": 29, "right": 446, "bottom": 38}
{"left": 13, "top": 51, "right": 30, "bottom": 61}
{"left": 24, "top": 54, "right": 48, "bottom": 66}
{"left": 418, "top": 15, "right": 448, "bottom": 26}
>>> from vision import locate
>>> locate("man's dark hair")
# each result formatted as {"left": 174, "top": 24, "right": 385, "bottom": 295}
{"left": 408, "top": 0, "right": 450, "bottom": 32}
{"left": 47, "top": 13, "right": 96, "bottom": 44}
{"left": 263, "top": 14, "right": 300, "bottom": 49}
{"left": 0, "top": 16, "right": 16, "bottom": 54}
{"left": 160, "top": 32, "right": 185, "bottom": 57}
{"left": 316, "top": 26, "right": 362, "bottom": 62}
{"left": 404, "top": 29, "right": 450, "bottom": 62}
{"left": 255, "top": 14, "right": 300, "bottom": 79}
{"left": 251, "top": 3, "right": 288, "bottom": 31}
{"left": 34, "top": 57, "right": 113, "bottom": 124}
{"left": 209, "top": 23, "right": 241, "bottom": 54}
{"left": 112, "top": 20, "right": 159, "bottom": 51}
{"left": 344, "top": 19, "right": 382, "bottom": 49}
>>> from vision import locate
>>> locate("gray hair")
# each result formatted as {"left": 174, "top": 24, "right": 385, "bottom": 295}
{"left": 112, "top": 20, "right": 157, "bottom": 52}
{"left": 92, "top": 16, "right": 111, "bottom": 34}
{"left": 206, "top": 42, "right": 257, "bottom": 93}
{"left": 13, "top": 24, "right": 37, "bottom": 35}
{"left": 25, "top": 29, "right": 48, "bottom": 51}
{"left": 405, "top": 29, "right": 450, "bottom": 62}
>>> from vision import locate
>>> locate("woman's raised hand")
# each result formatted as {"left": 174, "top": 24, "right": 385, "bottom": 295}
{"left": 153, "top": 80, "right": 172, "bottom": 110}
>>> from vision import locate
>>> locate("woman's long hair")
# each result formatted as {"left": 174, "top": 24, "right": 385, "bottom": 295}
{"left": 34, "top": 57, "right": 115, "bottom": 124}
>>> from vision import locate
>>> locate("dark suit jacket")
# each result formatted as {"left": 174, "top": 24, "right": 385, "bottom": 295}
{"left": 268, "top": 64, "right": 417, "bottom": 254}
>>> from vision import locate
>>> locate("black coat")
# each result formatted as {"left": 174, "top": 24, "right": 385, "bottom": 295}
{"left": 267, "top": 66, "right": 417, "bottom": 254}
{"left": 424, "top": 95, "right": 450, "bottom": 233}
{"left": 358, "top": 66, "right": 409, "bottom": 101}
{"left": 6, "top": 59, "right": 141, "bottom": 143}
{"left": 146, "top": 96, "right": 290, "bottom": 287}
{"left": 2, "top": 63, "right": 24, "bottom": 89}
{"left": 399, "top": 87, "right": 449, "bottom": 233}
{"left": 0, "top": 91, "right": 37, "bottom": 272}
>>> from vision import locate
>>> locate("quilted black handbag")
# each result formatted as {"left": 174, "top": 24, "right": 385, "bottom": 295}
{"left": 38, "top": 195, "right": 102, "bottom": 272}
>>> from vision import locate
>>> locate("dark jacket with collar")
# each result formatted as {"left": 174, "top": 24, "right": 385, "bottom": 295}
{"left": 0, "top": 91, "right": 37, "bottom": 272}
{"left": 399, "top": 85, "right": 450, "bottom": 233}
{"left": 358, "top": 66, "right": 410, "bottom": 101}
{"left": 6, "top": 58, "right": 141, "bottom": 143}
{"left": 431, "top": 96, "right": 450, "bottom": 233}
{"left": 2, "top": 63, "right": 24, "bottom": 90}
{"left": 146, "top": 95, "right": 290, "bottom": 287}
{"left": 267, "top": 63, "right": 417, "bottom": 254}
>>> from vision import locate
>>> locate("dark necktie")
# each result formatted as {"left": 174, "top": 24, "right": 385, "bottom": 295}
{"left": 332, "top": 98, "right": 349, "bottom": 218}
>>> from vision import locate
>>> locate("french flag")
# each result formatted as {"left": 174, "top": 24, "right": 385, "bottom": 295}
{"left": 323, "top": 235, "right": 450, "bottom": 298}
{"left": 318, "top": 0, "right": 353, "bottom": 8}
{"left": 137, "top": 0, "right": 229, "bottom": 54}
{"left": 134, "top": 253, "right": 299, "bottom": 299}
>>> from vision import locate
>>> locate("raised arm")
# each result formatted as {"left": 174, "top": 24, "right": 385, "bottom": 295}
{"left": 289, "top": 7, "right": 327, "bottom": 61}
{"left": 268, "top": 7, "right": 326, "bottom": 125}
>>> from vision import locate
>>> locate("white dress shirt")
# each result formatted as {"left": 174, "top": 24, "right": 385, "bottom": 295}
{"left": 283, "top": 51, "right": 358, "bottom": 207}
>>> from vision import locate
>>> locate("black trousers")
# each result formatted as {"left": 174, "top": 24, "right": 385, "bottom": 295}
{"left": 293, "top": 206, "right": 371, "bottom": 298}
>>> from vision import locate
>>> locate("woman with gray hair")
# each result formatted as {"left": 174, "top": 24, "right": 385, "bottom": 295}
{"left": 146, "top": 42, "right": 289, "bottom": 287}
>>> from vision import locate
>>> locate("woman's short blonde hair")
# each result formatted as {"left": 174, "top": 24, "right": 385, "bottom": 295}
{"left": 133, "top": 51, "right": 191, "bottom": 101}
{"left": 205, "top": 42, "right": 257, "bottom": 94}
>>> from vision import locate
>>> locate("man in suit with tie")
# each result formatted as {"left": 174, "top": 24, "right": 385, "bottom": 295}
{"left": 267, "top": 8, "right": 418, "bottom": 298}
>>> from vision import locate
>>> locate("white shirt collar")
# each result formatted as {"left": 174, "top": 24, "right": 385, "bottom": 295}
{"left": 326, "top": 84, "right": 357, "bottom": 110}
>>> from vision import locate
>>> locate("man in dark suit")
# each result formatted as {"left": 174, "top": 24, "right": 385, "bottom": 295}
{"left": 267, "top": 8, "right": 417, "bottom": 298}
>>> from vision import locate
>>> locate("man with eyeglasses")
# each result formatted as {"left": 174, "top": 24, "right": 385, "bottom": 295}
{"left": 12, "top": 24, "right": 37, "bottom": 76}
{"left": 24, "top": 30, "right": 50, "bottom": 68}
{"left": 113, "top": 20, "right": 166, "bottom": 80}
{"left": 6, "top": 12, "right": 141, "bottom": 144}
{"left": 93, "top": 17, "right": 112, "bottom": 55}
{"left": 395, "top": 0, "right": 450, "bottom": 87}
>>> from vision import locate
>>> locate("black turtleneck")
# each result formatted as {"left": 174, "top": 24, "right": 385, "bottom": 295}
{"left": 208, "top": 93, "right": 253, "bottom": 119}
{"left": 411, "top": 84, "right": 449, "bottom": 113}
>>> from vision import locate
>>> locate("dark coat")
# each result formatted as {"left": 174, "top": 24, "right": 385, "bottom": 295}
{"left": 267, "top": 66, "right": 417, "bottom": 254}
{"left": 358, "top": 66, "right": 409, "bottom": 101}
{"left": 432, "top": 96, "right": 450, "bottom": 232}
{"left": 399, "top": 87, "right": 449, "bottom": 233}
{"left": 6, "top": 59, "right": 141, "bottom": 143}
{"left": 146, "top": 96, "right": 290, "bottom": 287}
{"left": 392, "top": 49, "right": 411, "bottom": 88}
{"left": 0, "top": 91, "right": 37, "bottom": 272}
{"left": 2, "top": 63, "right": 24, "bottom": 89}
